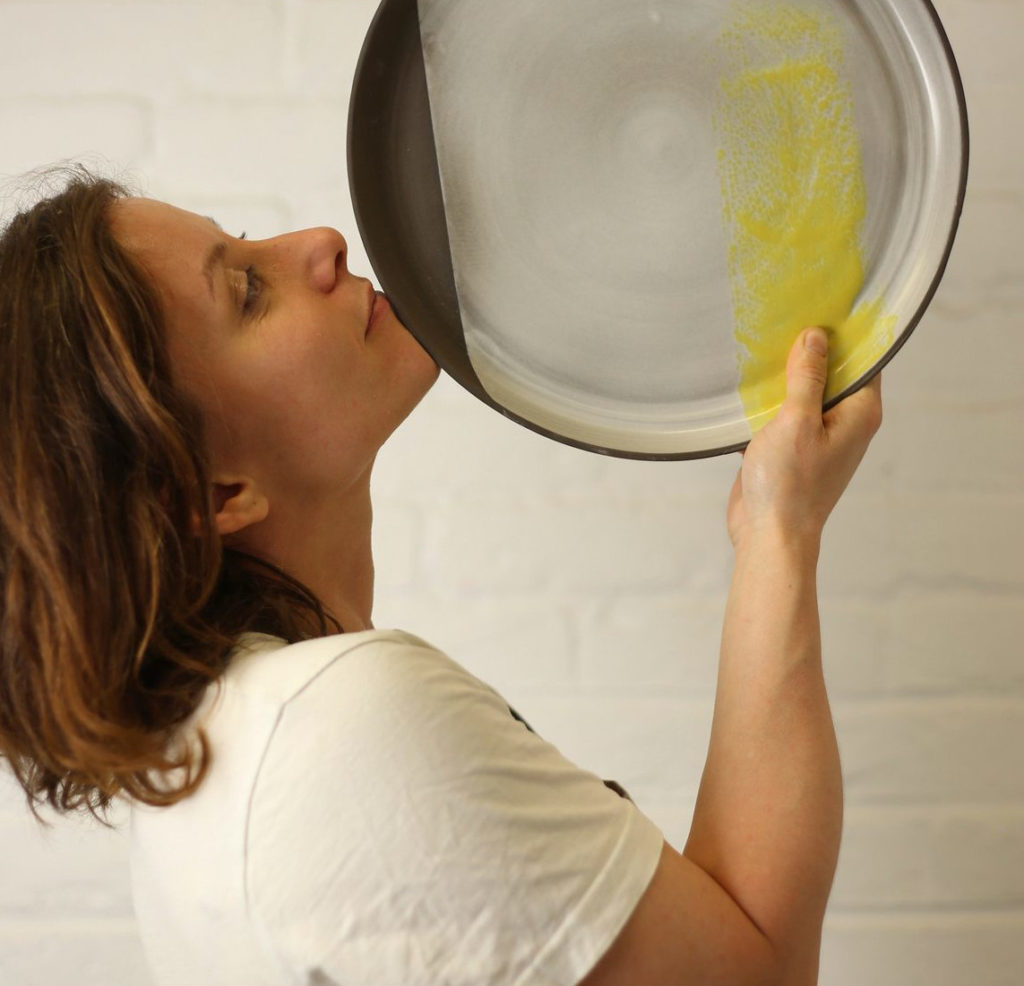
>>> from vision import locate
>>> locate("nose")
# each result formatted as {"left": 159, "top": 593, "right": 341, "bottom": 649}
{"left": 305, "top": 227, "right": 348, "bottom": 294}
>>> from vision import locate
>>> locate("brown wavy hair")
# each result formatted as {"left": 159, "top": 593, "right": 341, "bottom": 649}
{"left": 0, "top": 164, "right": 339, "bottom": 828}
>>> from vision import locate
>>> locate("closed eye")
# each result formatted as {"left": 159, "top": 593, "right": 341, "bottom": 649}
{"left": 242, "top": 265, "right": 263, "bottom": 316}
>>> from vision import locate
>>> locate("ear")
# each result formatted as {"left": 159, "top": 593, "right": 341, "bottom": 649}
{"left": 211, "top": 478, "right": 270, "bottom": 538}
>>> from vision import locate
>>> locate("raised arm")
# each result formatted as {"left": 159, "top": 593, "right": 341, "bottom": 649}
{"left": 581, "top": 328, "right": 883, "bottom": 986}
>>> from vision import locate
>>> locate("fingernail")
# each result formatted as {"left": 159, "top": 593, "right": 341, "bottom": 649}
{"left": 805, "top": 327, "right": 829, "bottom": 356}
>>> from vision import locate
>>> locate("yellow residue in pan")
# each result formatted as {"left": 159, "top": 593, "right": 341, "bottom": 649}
{"left": 714, "top": 3, "right": 895, "bottom": 429}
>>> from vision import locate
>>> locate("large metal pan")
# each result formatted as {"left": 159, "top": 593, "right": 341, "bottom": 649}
{"left": 348, "top": 0, "right": 968, "bottom": 459}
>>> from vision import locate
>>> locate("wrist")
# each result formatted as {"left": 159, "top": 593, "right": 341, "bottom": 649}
{"left": 732, "top": 517, "right": 822, "bottom": 572}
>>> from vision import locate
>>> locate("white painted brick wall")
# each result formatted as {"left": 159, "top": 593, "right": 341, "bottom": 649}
{"left": 0, "top": 1, "right": 1021, "bottom": 984}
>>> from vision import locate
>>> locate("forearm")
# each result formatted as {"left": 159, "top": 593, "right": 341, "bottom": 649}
{"left": 683, "top": 523, "right": 842, "bottom": 976}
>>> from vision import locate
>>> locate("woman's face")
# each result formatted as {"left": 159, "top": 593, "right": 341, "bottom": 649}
{"left": 110, "top": 198, "right": 439, "bottom": 504}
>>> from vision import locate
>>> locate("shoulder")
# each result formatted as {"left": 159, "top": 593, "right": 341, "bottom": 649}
{"left": 237, "top": 627, "right": 522, "bottom": 811}
{"left": 263, "top": 627, "right": 508, "bottom": 722}
{"left": 224, "top": 627, "right": 489, "bottom": 717}
{"left": 247, "top": 628, "right": 523, "bottom": 783}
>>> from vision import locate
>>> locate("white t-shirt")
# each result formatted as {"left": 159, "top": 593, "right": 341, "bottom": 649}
{"left": 129, "top": 629, "right": 664, "bottom": 986}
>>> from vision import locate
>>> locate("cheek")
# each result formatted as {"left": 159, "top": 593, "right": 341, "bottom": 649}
{"left": 200, "top": 322, "right": 386, "bottom": 479}
{"left": 188, "top": 355, "right": 296, "bottom": 473}
{"left": 251, "top": 371, "right": 379, "bottom": 479}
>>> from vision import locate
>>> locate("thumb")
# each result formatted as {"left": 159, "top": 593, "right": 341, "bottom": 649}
{"left": 783, "top": 327, "right": 830, "bottom": 414}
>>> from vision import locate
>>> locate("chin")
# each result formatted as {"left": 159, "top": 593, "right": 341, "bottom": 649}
{"left": 401, "top": 323, "right": 442, "bottom": 387}
{"left": 414, "top": 355, "right": 442, "bottom": 404}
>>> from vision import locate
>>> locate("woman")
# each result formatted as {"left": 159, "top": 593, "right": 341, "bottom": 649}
{"left": 0, "top": 166, "right": 881, "bottom": 986}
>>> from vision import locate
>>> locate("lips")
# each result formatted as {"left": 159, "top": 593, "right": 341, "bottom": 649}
{"left": 366, "top": 290, "right": 391, "bottom": 337}
{"left": 364, "top": 281, "right": 377, "bottom": 333}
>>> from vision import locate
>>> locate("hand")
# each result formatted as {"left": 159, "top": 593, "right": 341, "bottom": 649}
{"left": 726, "top": 327, "right": 883, "bottom": 554}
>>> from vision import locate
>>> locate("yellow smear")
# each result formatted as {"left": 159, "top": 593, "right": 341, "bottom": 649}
{"left": 714, "top": 3, "right": 896, "bottom": 430}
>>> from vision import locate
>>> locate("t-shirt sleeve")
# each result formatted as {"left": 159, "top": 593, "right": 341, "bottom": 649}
{"left": 245, "top": 634, "right": 664, "bottom": 986}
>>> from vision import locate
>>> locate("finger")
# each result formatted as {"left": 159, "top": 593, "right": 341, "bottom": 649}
{"left": 850, "top": 370, "right": 882, "bottom": 401}
{"left": 783, "top": 327, "right": 830, "bottom": 415}
{"left": 826, "top": 371, "right": 883, "bottom": 437}
{"left": 859, "top": 371, "right": 883, "bottom": 423}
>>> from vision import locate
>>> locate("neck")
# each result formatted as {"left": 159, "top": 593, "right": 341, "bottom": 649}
{"left": 233, "top": 470, "right": 376, "bottom": 635}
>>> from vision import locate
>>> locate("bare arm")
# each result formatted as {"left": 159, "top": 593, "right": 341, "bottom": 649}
{"left": 582, "top": 328, "right": 883, "bottom": 986}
